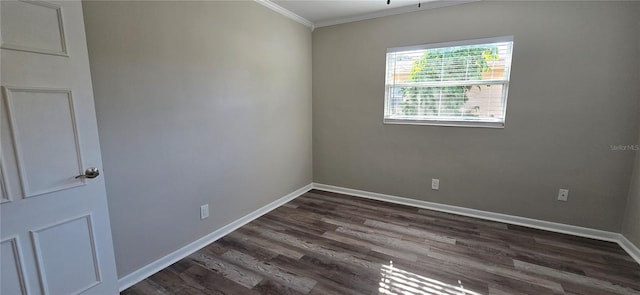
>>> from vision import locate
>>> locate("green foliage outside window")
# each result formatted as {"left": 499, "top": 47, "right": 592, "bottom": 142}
{"left": 402, "top": 46, "right": 499, "bottom": 116}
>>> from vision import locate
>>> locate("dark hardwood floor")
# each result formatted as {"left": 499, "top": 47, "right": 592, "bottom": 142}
{"left": 122, "top": 190, "right": 640, "bottom": 295}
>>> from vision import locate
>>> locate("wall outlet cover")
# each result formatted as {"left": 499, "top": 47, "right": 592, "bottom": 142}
{"left": 200, "top": 204, "right": 209, "bottom": 219}
{"left": 558, "top": 189, "right": 569, "bottom": 202}
{"left": 432, "top": 179, "right": 440, "bottom": 190}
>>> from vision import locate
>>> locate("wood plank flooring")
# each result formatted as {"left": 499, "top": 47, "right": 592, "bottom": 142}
{"left": 122, "top": 190, "right": 640, "bottom": 295}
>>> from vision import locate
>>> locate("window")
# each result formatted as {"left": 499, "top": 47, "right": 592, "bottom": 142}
{"left": 384, "top": 36, "right": 514, "bottom": 128}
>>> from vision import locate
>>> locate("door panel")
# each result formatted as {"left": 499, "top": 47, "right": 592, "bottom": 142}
{"left": 1, "top": 237, "right": 29, "bottom": 295}
{"left": 0, "top": 0, "right": 67, "bottom": 56}
{"left": 1, "top": 1, "right": 119, "bottom": 294}
{"left": 3, "top": 87, "right": 85, "bottom": 198}
{"left": 1, "top": 91, "right": 21, "bottom": 202}
{"left": 31, "top": 215, "right": 101, "bottom": 295}
{"left": 1, "top": 157, "right": 9, "bottom": 202}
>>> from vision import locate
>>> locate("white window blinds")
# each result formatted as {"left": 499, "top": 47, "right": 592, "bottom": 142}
{"left": 384, "top": 36, "right": 514, "bottom": 128}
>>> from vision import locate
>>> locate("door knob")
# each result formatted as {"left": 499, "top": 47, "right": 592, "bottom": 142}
{"left": 76, "top": 167, "right": 100, "bottom": 179}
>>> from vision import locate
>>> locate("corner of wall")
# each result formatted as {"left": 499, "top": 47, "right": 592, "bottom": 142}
{"left": 621, "top": 116, "right": 640, "bottom": 249}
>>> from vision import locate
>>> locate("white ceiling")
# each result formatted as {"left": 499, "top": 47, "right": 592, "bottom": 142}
{"left": 273, "top": 0, "right": 421, "bottom": 23}
{"left": 269, "top": 0, "right": 475, "bottom": 28}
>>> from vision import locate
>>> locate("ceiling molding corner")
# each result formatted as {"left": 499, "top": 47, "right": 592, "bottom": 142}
{"left": 254, "top": 0, "right": 315, "bottom": 30}
{"left": 314, "top": 0, "right": 481, "bottom": 29}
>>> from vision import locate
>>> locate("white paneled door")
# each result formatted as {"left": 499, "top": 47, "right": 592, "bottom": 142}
{"left": 0, "top": 1, "right": 119, "bottom": 294}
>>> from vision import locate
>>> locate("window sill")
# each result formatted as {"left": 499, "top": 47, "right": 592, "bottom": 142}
{"left": 383, "top": 118, "right": 505, "bottom": 129}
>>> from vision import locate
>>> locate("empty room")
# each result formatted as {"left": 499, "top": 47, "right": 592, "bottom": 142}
{"left": 1, "top": 0, "right": 639, "bottom": 294}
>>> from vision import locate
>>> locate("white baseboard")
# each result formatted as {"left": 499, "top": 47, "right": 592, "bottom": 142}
{"left": 118, "top": 181, "right": 640, "bottom": 291}
{"left": 618, "top": 234, "right": 640, "bottom": 265}
{"left": 311, "top": 183, "right": 619, "bottom": 242}
{"left": 312, "top": 183, "right": 640, "bottom": 265}
{"left": 117, "top": 183, "right": 313, "bottom": 291}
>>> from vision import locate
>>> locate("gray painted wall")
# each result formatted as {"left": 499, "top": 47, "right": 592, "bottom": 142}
{"left": 312, "top": 1, "right": 640, "bottom": 231}
{"left": 623, "top": 129, "right": 640, "bottom": 247}
{"left": 83, "top": 1, "right": 312, "bottom": 277}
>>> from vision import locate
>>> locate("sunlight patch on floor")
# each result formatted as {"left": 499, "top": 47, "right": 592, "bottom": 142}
{"left": 378, "top": 261, "right": 483, "bottom": 295}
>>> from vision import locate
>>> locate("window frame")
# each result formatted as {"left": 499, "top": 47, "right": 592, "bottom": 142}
{"left": 383, "top": 36, "right": 514, "bottom": 128}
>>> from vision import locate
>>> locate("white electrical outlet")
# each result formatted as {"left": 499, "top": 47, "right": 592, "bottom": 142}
{"left": 200, "top": 204, "right": 209, "bottom": 219}
{"left": 557, "top": 189, "right": 569, "bottom": 201}
{"left": 432, "top": 179, "right": 440, "bottom": 190}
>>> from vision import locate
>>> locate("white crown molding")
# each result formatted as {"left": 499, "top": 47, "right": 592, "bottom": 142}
{"left": 314, "top": 0, "right": 480, "bottom": 28}
{"left": 254, "top": 0, "right": 315, "bottom": 30}
{"left": 254, "top": 0, "right": 480, "bottom": 31}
